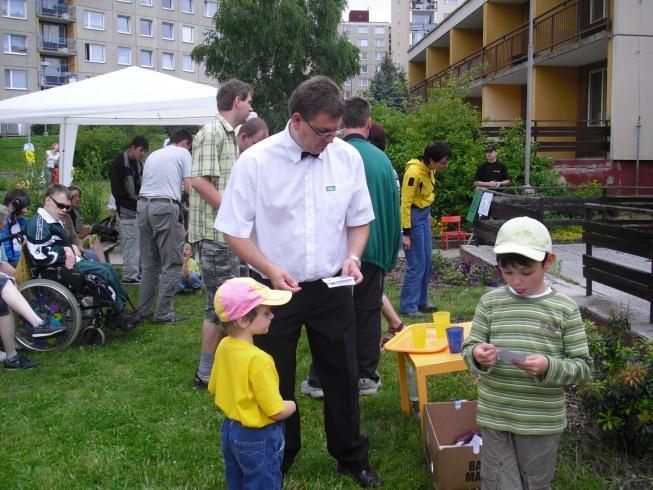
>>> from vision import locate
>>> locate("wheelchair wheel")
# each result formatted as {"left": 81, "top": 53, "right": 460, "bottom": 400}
{"left": 15, "top": 279, "right": 82, "bottom": 352}
{"left": 80, "top": 326, "right": 106, "bottom": 347}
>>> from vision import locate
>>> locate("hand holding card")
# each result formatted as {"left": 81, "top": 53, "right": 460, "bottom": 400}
{"left": 498, "top": 348, "right": 527, "bottom": 363}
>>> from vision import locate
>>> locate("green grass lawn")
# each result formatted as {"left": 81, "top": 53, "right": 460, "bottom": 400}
{"left": 0, "top": 282, "right": 648, "bottom": 488}
{"left": 0, "top": 135, "right": 59, "bottom": 175}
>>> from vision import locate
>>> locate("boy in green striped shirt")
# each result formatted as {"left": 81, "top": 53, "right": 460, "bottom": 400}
{"left": 462, "top": 216, "right": 592, "bottom": 489}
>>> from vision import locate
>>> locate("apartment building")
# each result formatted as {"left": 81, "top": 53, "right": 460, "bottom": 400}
{"left": 339, "top": 10, "right": 391, "bottom": 99}
{"left": 1, "top": 0, "right": 217, "bottom": 107}
{"left": 406, "top": 0, "right": 652, "bottom": 188}
{"left": 391, "top": 0, "right": 465, "bottom": 72}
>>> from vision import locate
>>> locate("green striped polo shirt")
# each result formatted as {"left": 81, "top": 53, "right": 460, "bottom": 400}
{"left": 462, "top": 286, "right": 592, "bottom": 435}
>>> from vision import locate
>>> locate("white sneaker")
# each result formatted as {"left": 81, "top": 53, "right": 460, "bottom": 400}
{"left": 300, "top": 379, "right": 324, "bottom": 400}
{"left": 0, "top": 351, "right": 6, "bottom": 362}
{"left": 358, "top": 377, "right": 382, "bottom": 396}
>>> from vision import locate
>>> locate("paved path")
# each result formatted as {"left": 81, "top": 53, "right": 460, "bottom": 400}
{"left": 461, "top": 244, "right": 653, "bottom": 339}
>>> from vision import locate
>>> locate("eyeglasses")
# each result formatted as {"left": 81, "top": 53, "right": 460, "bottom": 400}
{"left": 49, "top": 196, "right": 71, "bottom": 211}
{"left": 305, "top": 119, "right": 344, "bottom": 139}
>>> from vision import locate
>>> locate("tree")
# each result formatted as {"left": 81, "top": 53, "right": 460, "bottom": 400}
{"left": 365, "top": 55, "right": 408, "bottom": 109}
{"left": 192, "top": 0, "right": 359, "bottom": 131}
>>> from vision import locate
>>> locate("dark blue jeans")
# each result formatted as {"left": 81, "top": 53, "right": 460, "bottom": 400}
{"left": 399, "top": 206, "right": 432, "bottom": 314}
{"left": 221, "top": 418, "right": 285, "bottom": 490}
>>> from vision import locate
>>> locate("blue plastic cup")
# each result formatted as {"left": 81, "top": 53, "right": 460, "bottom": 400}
{"left": 446, "top": 326, "right": 464, "bottom": 354}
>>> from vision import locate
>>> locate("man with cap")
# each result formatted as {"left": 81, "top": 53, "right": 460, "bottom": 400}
{"left": 474, "top": 146, "right": 510, "bottom": 188}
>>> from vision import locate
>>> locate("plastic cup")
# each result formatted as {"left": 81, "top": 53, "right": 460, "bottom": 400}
{"left": 433, "top": 311, "right": 450, "bottom": 340}
{"left": 411, "top": 324, "right": 427, "bottom": 349}
{"left": 446, "top": 326, "right": 464, "bottom": 354}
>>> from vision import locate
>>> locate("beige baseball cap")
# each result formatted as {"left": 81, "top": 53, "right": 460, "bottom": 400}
{"left": 493, "top": 216, "right": 552, "bottom": 261}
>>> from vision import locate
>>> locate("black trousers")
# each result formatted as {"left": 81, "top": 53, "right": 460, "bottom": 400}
{"left": 251, "top": 271, "right": 370, "bottom": 472}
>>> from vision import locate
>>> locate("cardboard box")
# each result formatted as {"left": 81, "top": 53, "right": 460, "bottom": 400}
{"left": 423, "top": 401, "right": 482, "bottom": 490}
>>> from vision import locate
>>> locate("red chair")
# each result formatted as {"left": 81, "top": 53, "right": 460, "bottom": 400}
{"left": 439, "top": 215, "right": 470, "bottom": 250}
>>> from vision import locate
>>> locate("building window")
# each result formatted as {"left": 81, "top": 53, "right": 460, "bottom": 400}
{"left": 375, "top": 51, "right": 384, "bottom": 61}
{"left": 140, "top": 49, "right": 153, "bottom": 67}
{"left": 375, "top": 39, "right": 385, "bottom": 47}
{"left": 442, "top": 0, "right": 457, "bottom": 4}
{"left": 359, "top": 39, "right": 368, "bottom": 47}
{"left": 588, "top": 68, "right": 607, "bottom": 126}
{"left": 140, "top": 0, "right": 153, "bottom": 6}
{"left": 345, "top": 91, "right": 351, "bottom": 99}
{"left": 204, "top": 1, "right": 217, "bottom": 17}
{"left": 162, "top": 52, "right": 174, "bottom": 70}
{"left": 181, "top": 0, "right": 193, "bottom": 13}
{"left": 2, "top": 0, "right": 26, "bottom": 19}
{"left": 182, "top": 54, "right": 194, "bottom": 72}
{"left": 85, "top": 43, "right": 106, "bottom": 63}
{"left": 357, "top": 25, "right": 368, "bottom": 34}
{"left": 140, "top": 19, "right": 153, "bottom": 37}
{"left": 590, "top": 0, "right": 607, "bottom": 22}
{"left": 117, "top": 15, "right": 131, "bottom": 34}
{"left": 161, "top": 0, "right": 173, "bottom": 9}
{"left": 359, "top": 51, "right": 368, "bottom": 61}
{"left": 374, "top": 26, "right": 385, "bottom": 34}
{"left": 376, "top": 65, "right": 382, "bottom": 73}
{"left": 117, "top": 46, "right": 132, "bottom": 65}
{"left": 344, "top": 79, "right": 351, "bottom": 87}
{"left": 360, "top": 65, "right": 368, "bottom": 74}
{"left": 341, "top": 25, "right": 349, "bottom": 34}
{"left": 161, "top": 22, "right": 174, "bottom": 40}
{"left": 4, "top": 68, "right": 27, "bottom": 89}
{"left": 359, "top": 78, "right": 369, "bottom": 87}
{"left": 3, "top": 33, "right": 26, "bottom": 55}
{"left": 182, "top": 25, "right": 194, "bottom": 43}
{"left": 84, "top": 11, "right": 105, "bottom": 31}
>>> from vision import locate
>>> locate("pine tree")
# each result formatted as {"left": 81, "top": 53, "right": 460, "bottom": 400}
{"left": 365, "top": 55, "right": 408, "bottom": 109}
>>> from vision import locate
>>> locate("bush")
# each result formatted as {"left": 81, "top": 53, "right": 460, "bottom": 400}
{"left": 579, "top": 316, "right": 653, "bottom": 455}
{"left": 73, "top": 150, "right": 111, "bottom": 225}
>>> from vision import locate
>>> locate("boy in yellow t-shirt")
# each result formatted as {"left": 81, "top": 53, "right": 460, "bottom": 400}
{"left": 208, "top": 277, "right": 296, "bottom": 490}
{"left": 176, "top": 242, "right": 202, "bottom": 293}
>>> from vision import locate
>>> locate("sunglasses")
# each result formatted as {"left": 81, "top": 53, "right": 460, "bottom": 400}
{"left": 49, "top": 196, "right": 71, "bottom": 211}
{"left": 305, "top": 119, "right": 344, "bottom": 139}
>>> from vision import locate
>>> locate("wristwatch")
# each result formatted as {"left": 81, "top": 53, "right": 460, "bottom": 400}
{"left": 347, "top": 254, "right": 362, "bottom": 268}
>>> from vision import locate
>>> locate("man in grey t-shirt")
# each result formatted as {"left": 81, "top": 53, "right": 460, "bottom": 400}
{"left": 133, "top": 130, "right": 193, "bottom": 323}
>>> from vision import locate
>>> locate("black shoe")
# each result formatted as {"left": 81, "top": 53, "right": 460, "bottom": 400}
{"left": 337, "top": 466, "right": 384, "bottom": 488}
{"left": 418, "top": 303, "right": 438, "bottom": 313}
{"left": 193, "top": 370, "right": 208, "bottom": 390}
{"left": 32, "top": 317, "right": 67, "bottom": 338}
{"left": 153, "top": 313, "right": 188, "bottom": 324}
{"left": 122, "top": 277, "right": 141, "bottom": 285}
{"left": 399, "top": 311, "right": 422, "bottom": 318}
{"left": 4, "top": 354, "right": 38, "bottom": 371}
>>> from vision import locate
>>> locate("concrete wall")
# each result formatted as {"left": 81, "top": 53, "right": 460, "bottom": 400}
{"left": 534, "top": 0, "right": 565, "bottom": 17}
{"left": 450, "top": 28, "right": 482, "bottom": 64}
{"left": 426, "top": 47, "right": 449, "bottom": 77}
{"left": 483, "top": 2, "right": 524, "bottom": 46}
{"left": 408, "top": 61, "right": 426, "bottom": 88}
{"left": 609, "top": 0, "right": 653, "bottom": 161}
{"left": 482, "top": 84, "right": 522, "bottom": 122}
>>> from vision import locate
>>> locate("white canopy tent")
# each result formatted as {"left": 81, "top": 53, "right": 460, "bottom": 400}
{"left": 0, "top": 66, "right": 218, "bottom": 184}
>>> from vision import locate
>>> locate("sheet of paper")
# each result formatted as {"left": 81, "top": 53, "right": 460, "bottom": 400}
{"left": 498, "top": 348, "right": 527, "bottom": 363}
{"left": 322, "top": 276, "right": 356, "bottom": 288}
{"left": 477, "top": 192, "right": 493, "bottom": 217}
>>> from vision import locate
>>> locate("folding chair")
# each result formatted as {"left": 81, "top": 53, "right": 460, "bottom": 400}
{"left": 439, "top": 215, "right": 470, "bottom": 250}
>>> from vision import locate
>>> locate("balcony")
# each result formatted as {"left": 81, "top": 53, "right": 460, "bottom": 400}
{"left": 37, "top": 36, "right": 76, "bottom": 55}
{"left": 411, "top": 23, "right": 437, "bottom": 33}
{"left": 411, "top": 0, "right": 609, "bottom": 97}
{"left": 36, "top": 2, "right": 76, "bottom": 23}
{"left": 411, "top": 1, "right": 436, "bottom": 10}
{"left": 39, "top": 70, "right": 77, "bottom": 87}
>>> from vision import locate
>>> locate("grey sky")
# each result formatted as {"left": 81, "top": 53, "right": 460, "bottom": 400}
{"left": 345, "top": 0, "right": 391, "bottom": 22}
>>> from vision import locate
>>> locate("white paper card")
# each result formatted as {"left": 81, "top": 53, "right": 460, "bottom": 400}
{"left": 322, "top": 276, "right": 356, "bottom": 288}
{"left": 498, "top": 348, "right": 527, "bottom": 363}
{"left": 477, "top": 192, "right": 493, "bottom": 217}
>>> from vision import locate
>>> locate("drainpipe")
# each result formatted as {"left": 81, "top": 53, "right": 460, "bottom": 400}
{"left": 524, "top": 0, "right": 535, "bottom": 190}
{"left": 635, "top": 115, "right": 641, "bottom": 195}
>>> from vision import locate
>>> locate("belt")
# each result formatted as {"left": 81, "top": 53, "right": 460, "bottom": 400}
{"left": 139, "top": 196, "right": 178, "bottom": 204}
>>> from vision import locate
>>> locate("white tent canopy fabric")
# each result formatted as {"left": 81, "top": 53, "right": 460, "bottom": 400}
{"left": 0, "top": 66, "right": 218, "bottom": 184}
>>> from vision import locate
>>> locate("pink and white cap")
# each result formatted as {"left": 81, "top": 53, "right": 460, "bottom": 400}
{"left": 214, "top": 277, "right": 292, "bottom": 323}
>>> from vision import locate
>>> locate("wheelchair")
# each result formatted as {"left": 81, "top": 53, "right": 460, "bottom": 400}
{"left": 14, "top": 248, "right": 134, "bottom": 352}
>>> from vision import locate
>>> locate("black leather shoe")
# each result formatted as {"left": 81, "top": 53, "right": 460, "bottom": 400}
{"left": 337, "top": 466, "right": 384, "bottom": 487}
{"left": 418, "top": 303, "right": 438, "bottom": 313}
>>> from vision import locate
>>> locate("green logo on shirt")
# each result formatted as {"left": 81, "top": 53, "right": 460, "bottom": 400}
{"left": 326, "top": 186, "right": 336, "bottom": 192}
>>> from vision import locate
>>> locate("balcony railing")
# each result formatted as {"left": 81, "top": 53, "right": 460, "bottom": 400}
{"left": 39, "top": 70, "right": 77, "bottom": 87}
{"left": 36, "top": 2, "right": 76, "bottom": 22}
{"left": 481, "top": 119, "right": 610, "bottom": 157}
{"left": 411, "top": 0, "right": 609, "bottom": 97}
{"left": 37, "top": 36, "right": 76, "bottom": 54}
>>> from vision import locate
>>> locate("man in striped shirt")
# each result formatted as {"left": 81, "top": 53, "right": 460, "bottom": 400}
{"left": 462, "top": 216, "right": 592, "bottom": 489}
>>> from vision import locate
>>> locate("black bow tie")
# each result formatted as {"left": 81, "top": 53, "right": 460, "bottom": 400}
{"left": 301, "top": 151, "right": 320, "bottom": 160}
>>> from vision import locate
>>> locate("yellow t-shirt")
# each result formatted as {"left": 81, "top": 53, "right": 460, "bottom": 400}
{"left": 187, "top": 257, "right": 200, "bottom": 274}
{"left": 208, "top": 336, "right": 284, "bottom": 428}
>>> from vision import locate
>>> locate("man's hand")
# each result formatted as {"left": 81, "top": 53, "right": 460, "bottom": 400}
{"left": 72, "top": 244, "right": 82, "bottom": 257}
{"left": 402, "top": 235, "right": 411, "bottom": 250}
{"left": 472, "top": 343, "right": 498, "bottom": 367}
{"left": 267, "top": 265, "right": 301, "bottom": 293}
{"left": 342, "top": 258, "right": 363, "bottom": 285}
{"left": 64, "top": 246, "right": 76, "bottom": 270}
{"left": 512, "top": 355, "right": 550, "bottom": 376}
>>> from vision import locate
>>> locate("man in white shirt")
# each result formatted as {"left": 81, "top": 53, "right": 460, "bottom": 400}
{"left": 133, "top": 130, "right": 192, "bottom": 323}
{"left": 215, "top": 76, "right": 383, "bottom": 487}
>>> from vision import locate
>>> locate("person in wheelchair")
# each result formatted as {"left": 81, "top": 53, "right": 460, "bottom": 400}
{"left": 23, "top": 185, "right": 134, "bottom": 328}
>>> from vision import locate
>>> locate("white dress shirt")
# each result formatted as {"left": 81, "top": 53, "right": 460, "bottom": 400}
{"left": 215, "top": 123, "right": 374, "bottom": 282}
